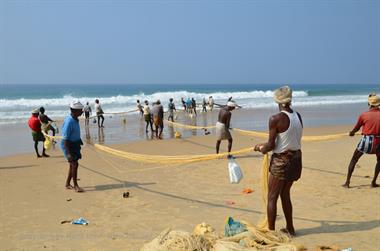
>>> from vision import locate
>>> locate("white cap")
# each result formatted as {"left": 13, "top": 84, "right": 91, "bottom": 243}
{"left": 70, "top": 100, "right": 84, "bottom": 110}
{"left": 227, "top": 101, "right": 236, "bottom": 108}
{"left": 31, "top": 108, "right": 40, "bottom": 114}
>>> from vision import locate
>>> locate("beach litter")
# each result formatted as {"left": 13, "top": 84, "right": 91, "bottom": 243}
{"left": 225, "top": 200, "right": 235, "bottom": 205}
{"left": 123, "top": 191, "right": 130, "bottom": 198}
{"left": 72, "top": 217, "right": 89, "bottom": 225}
{"left": 228, "top": 158, "right": 243, "bottom": 184}
{"left": 315, "top": 245, "right": 340, "bottom": 251}
{"left": 242, "top": 188, "right": 254, "bottom": 194}
{"left": 66, "top": 198, "right": 72, "bottom": 201}
{"left": 224, "top": 217, "right": 247, "bottom": 237}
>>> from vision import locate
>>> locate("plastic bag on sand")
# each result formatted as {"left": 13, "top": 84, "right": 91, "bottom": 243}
{"left": 224, "top": 217, "right": 247, "bottom": 237}
{"left": 228, "top": 159, "right": 243, "bottom": 184}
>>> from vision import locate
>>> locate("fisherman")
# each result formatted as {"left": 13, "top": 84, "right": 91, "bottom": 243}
{"left": 82, "top": 102, "right": 92, "bottom": 126}
{"left": 343, "top": 93, "right": 380, "bottom": 188}
{"left": 28, "top": 109, "right": 49, "bottom": 158}
{"left": 39, "top": 106, "right": 56, "bottom": 137}
{"left": 254, "top": 86, "right": 303, "bottom": 236}
{"left": 94, "top": 99, "right": 104, "bottom": 128}
{"left": 168, "top": 98, "right": 176, "bottom": 122}
{"left": 215, "top": 101, "right": 236, "bottom": 156}
{"left": 61, "top": 101, "right": 84, "bottom": 192}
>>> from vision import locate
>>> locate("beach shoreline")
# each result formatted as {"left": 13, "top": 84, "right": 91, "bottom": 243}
{"left": 0, "top": 104, "right": 366, "bottom": 158}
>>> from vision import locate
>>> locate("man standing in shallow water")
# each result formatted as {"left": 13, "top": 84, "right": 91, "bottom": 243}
{"left": 61, "top": 101, "right": 84, "bottom": 193}
{"left": 343, "top": 93, "right": 380, "bottom": 188}
{"left": 254, "top": 86, "right": 303, "bottom": 236}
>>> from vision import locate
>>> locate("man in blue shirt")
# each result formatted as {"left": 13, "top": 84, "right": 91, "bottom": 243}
{"left": 61, "top": 101, "right": 84, "bottom": 192}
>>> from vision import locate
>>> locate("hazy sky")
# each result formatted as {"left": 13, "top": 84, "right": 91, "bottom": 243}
{"left": 1, "top": 0, "right": 379, "bottom": 85}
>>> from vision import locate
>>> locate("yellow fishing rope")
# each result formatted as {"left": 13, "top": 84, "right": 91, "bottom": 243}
{"left": 41, "top": 131, "right": 63, "bottom": 140}
{"left": 89, "top": 109, "right": 138, "bottom": 119}
{"left": 165, "top": 120, "right": 216, "bottom": 130}
{"left": 94, "top": 143, "right": 252, "bottom": 164}
{"left": 257, "top": 154, "right": 269, "bottom": 230}
{"left": 166, "top": 121, "right": 350, "bottom": 142}
{"left": 234, "top": 128, "right": 349, "bottom": 142}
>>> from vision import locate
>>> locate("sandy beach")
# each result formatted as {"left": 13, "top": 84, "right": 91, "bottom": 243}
{"left": 1, "top": 121, "right": 379, "bottom": 250}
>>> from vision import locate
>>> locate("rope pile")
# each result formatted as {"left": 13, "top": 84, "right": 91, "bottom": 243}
{"left": 140, "top": 222, "right": 305, "bottom": 251}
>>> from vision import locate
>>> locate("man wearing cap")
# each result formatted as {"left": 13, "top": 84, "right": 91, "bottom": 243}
{"left": 28, "top": 109, "right": 49, "bottom": 158}
{"left": 254, "top": 86, "right": 303, "bottom": 236}
{"left": 61, "top": 101, "right": 84, "bottom": 192}
{"left": 215, "top": 101, "right": 236, "bottom": 156}
{"left": 343, "top": 93, "right": 380, "bottom": 188}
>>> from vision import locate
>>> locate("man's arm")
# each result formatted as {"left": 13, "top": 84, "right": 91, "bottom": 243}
{"left": 350, "top": 115, "right": 363, "bottom": 136}
{"left": 64, "top": 140, "right": 73, "bottom": 161}
{"left": 254, "top": 115, "right": 278, "bottom": 154}
{"left": 226, "top": 113, "right": 231, "bottom": 129}
{"left": 62, "top": 123, "right": 73, "bottom": 161}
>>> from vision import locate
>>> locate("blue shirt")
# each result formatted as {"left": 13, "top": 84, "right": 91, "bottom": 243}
{"left": 61, "top": 115, "right": 82, "bottom": 159}
{"left": 61, "top": 115, "right": 81, "bottom": 142}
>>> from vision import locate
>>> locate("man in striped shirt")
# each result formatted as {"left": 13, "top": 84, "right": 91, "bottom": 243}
{"left": 343, "top": 93, "right": 380, "bottom": 188}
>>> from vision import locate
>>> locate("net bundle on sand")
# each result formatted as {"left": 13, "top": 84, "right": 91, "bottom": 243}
{"left": 140, "top": 222, "right": 305, "bottom": 251}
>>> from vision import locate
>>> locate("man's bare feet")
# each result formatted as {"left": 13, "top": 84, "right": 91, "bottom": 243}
{"left": 42, "top": 154, "right": 50, "bottom": 158}
{"left": 342, "top": 183, "right": 350, "bottom": 188}
{"left": 74, "top": 186, "right": 84, "bottom": 193}
{"left": 371, "top": 182, "right": 379, "bottom": 188}
{"left": 37, "top": 155, "right": 42, "bottom": 158}
{"left": 280, "top": 227, "right": 295, "bottom": 237}
{"left": 66, "top": 185, "right": 74, "bottom": 190}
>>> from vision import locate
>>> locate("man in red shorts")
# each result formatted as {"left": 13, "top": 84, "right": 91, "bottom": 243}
{"left": 343, "top": 93, "right": 380, "bottom": 188}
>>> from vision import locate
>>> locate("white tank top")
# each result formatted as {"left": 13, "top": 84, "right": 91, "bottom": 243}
{"left": 273, "top": 110, "right": 303, "bottom": 153}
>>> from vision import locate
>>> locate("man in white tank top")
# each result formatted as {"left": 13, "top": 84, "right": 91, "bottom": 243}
{"left": 254, "top": 86, "right": 303, "bottom": 236}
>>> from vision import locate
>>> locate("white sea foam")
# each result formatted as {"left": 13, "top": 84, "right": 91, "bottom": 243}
{"left": 0, "top": 90, "right": 369, "bottom": 125}
{"left": 0, "top": 90, "right": 308, "bottom": 108}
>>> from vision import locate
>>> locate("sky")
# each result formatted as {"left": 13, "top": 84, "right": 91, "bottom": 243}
{"left": 0, "top": 0, "right": 379, "bottom": 85}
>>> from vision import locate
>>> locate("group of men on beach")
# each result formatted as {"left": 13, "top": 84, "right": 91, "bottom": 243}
{"left": 137, "top": 99, "right": 165, "bottom": 139}
{"left": 82, "top": 99, "right": 105, "bottom": 128}
{"left": 27, "top": 87, "right": 380, "bottom": 234}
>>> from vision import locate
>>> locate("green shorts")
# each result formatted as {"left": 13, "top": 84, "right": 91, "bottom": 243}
{"left": 32, "top": 131, "right": 45, "bottom": 142}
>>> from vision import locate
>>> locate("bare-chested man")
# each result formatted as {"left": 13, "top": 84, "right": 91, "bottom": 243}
{"left": 254, "top": 86, "right": 303, "bottom": 236}
{"left": 215, "top": 101, "right": 236, "bottom": 156}
{"left": 343, "top": 93, "right": 380, "bottom": 188}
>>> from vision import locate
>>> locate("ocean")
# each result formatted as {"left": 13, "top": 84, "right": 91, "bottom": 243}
{"left": 0, "top": 83, "right": 378, "bottom": 125}
{"left": 0, "top": 83, "right": 378, "bottom": 157}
